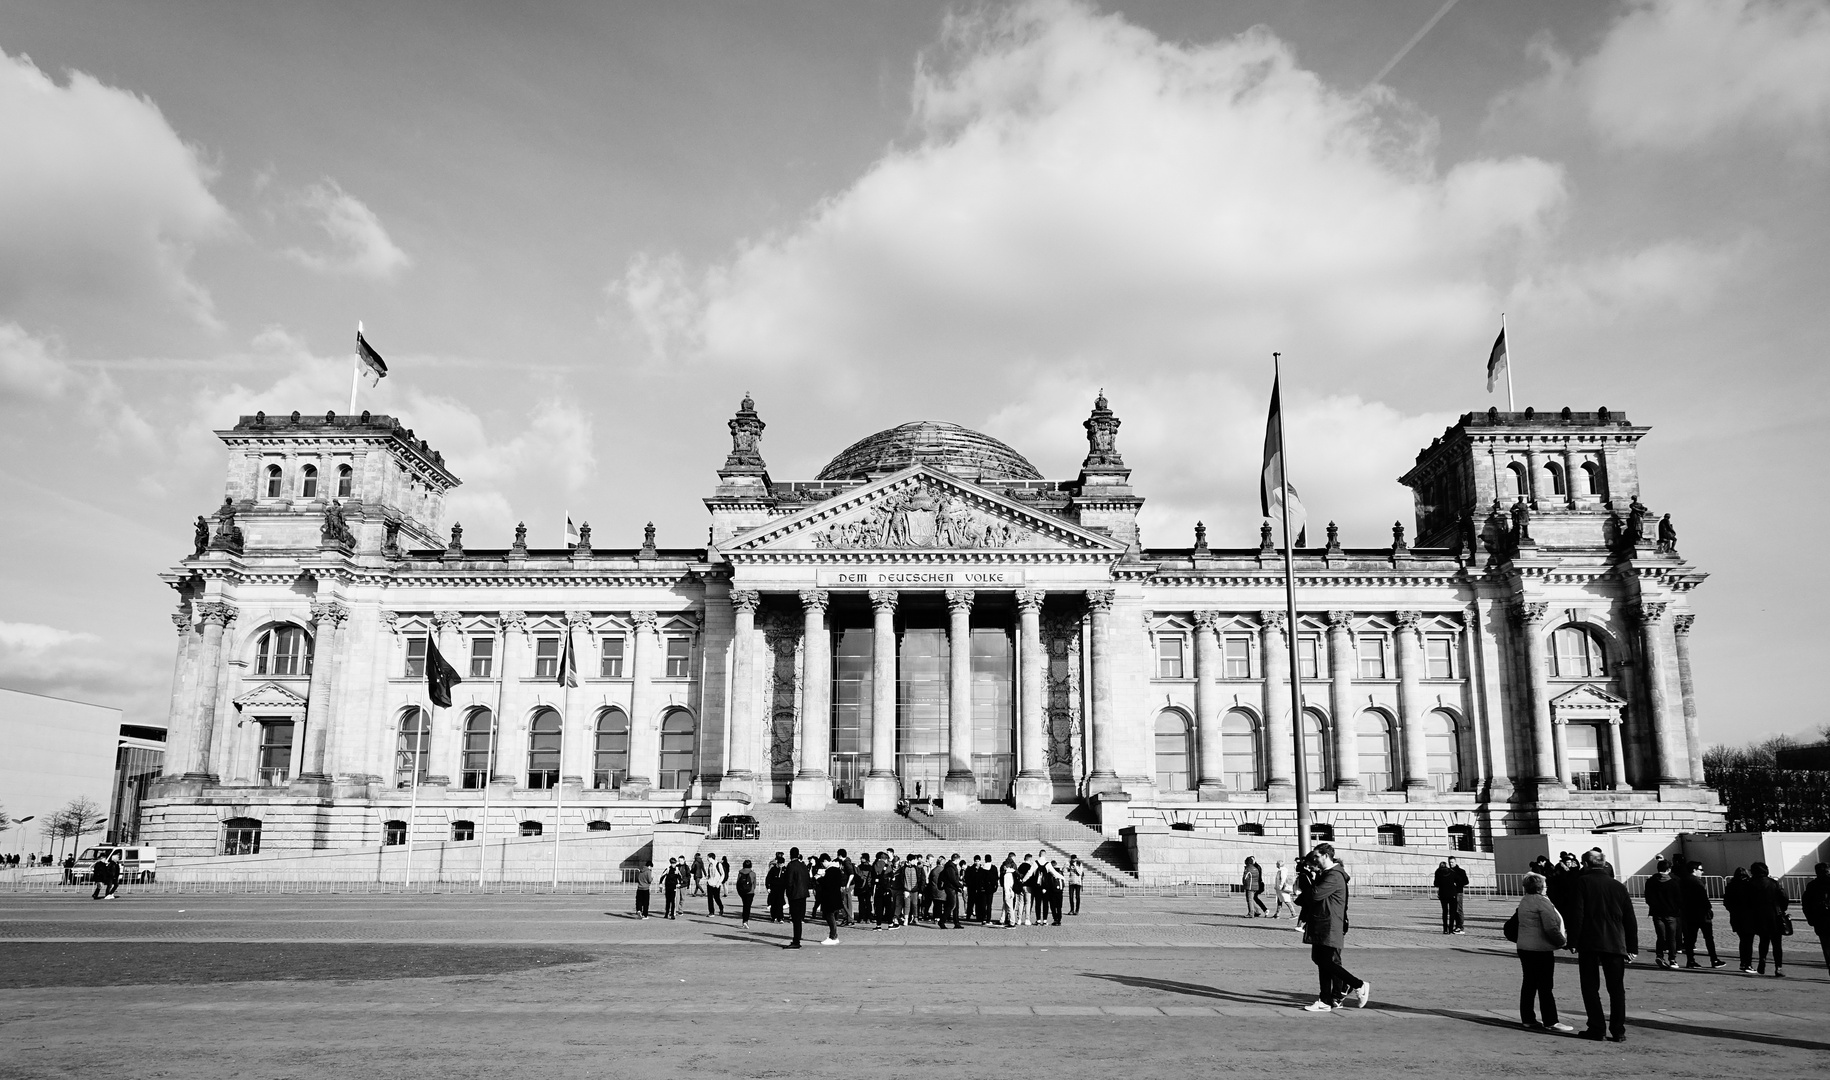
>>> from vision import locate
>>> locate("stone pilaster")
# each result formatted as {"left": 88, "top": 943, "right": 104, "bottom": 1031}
{"left": 160, "top": 611, "right": 199, "bottom": 781}
{"left": 1013, "top": 589, "right": 1051, "bottom": 809}
{"left": 1326, "top": 611, "right": 1360, "bottom": 793}
{"left": 1259, "top": 610, "right": 1296, "bottom": 798}
{"left": 1635, "top": 600, "right": 1685, "bottom": 787}
{"left": 942, "top": 588, "right": 978, "bottom": 810}
{"left": 495, "top": 611, "right": 528, "bottom": 784}
{"left": 1085, "top": 590, "right": 1122, "bottom": 795}
{"left": 864, "top": 589, "right": 900, "bottom": 811}
{"left": 1512, "top": 601, "right": 1561, "bottom": 794}
{"left": 1606, "top": 716, "right": 1630, "bottom": 791}
{"left": 790, "top": 589, "right": 832, "bottom": 810}
{"left": 725, "top": 590, "right": 761, "bottom": 788}
{"left": 1192, "top": 610, "right": 1226, "bottom": 800}
{"left": 560, "top": 610, "right": 593, "bottom": 787}
{"left": 1673, "top": 614, "right": 1704, "bottom": 785}
{"left": 187, "top": 603, "right": 235, "bottom": 781}
{"left": 1395, "top": 611, "right": 1429, "bottom": 798}
{"left": 298, "top": 601, "right": 349, "bottom": 784}
{"left": 624, "top": 610, "right": 659, "bottom": 793}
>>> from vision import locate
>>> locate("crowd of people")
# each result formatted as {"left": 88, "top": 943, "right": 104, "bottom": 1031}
{"left": 629, "top": 849, "right": 1088, "bottom": 946}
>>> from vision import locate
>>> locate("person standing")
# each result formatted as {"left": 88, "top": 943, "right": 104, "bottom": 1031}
{"left": 1802, "top": 862, "right": 1830, "bottom": 970}
{"left": 833, "top": 849, "right": 855, "bottom": 927}
{"left": 1242, "top": 857, "right": 1267, "bottom": 918}
{"left": 1743, "top": 862, "right": 1790, "bottom": 977}
{"left": 633, "top": 861, "right": 653, "bottom": 919}
{"left": 1271, "top": 859, "right": 1296, "bottom": 920}
{"left": 765, "top": 852, "right": 787, "bottom": 923}
{"left": 1564, "top": 848, "right": 1638, "bottom": 1042}
{"left": 1674, "top": 858, "right": 1724, "bottom": 968}
{"left": 1067, "top": 856, "right": 1085, "bottom": 917}
{"left": 816, "top": 855, "right": 846, "bottom": 945}
{"left": 1642, "top": 857, "right": 1681, "bottom": 968}
{"left": 939, "top": 855, "right": 964, "bottom": 929}
{"left": 735, "top": 859, "right": 757, "bottom": 928}
{"left": 852, "top": 852, "right": 874, "bottom": 927}
{"left": 1044, "top": 858, "right": 1066, "bottom": 925}
{"left": 691, "top": 853, "right": 706, "bottom": 897}
{"left": 874, "top": 852, "right": 898, "bottom": 928}
{"left": 703, "top": 850, "right": 727, "bottom": 917}
{"left": 1512, "top": 872, "right": 1574, "bottom": 1032}
{"left": 999, "top": 854, "right": 1018, "bottom": 927}
{"left": 783, "top": 847, "right": 812, "bottom": 949}
{"left": 1434, "top": 857, "right": 1469, "bottom": 935}
{"left": 1298, "top": 845, "right": 1367, "bottom": 1012}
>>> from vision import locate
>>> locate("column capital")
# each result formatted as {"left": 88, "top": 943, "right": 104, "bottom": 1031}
{"left": 1015, "top": 588, "right": 1046, "bottom": 613}
{"left": 868, "top": 588, "right": 898, "bottom": 613}
{"left": 730, "top": 589, "right": 762, "bottom": 614}
{"left": 1086, "top": 589, "right": 1115, "bottom": 612}
{"left": 1394, "top": 610, "right": 1423, "bottom": 633}
{"left": 945, "top": 588, "right": 975, "bottom": 613}
{"left": 432, "top": 610, "right": 463, "bottom": 632}
{"left": 499, "top": 610, "right": 529, "bottom": 634}
{"left": 1257, "top": 610, "right": 1286, "bottom": 634}
{"left": 1192, "top": 610, "right": 1221, "bottom": 632}
{"left": 310, "top": 601, "right": 352, "bottom": 627}
{"left": 172, "top": 612, "right": 193, "bottom": 635}
{"left": 1634, "top": 600, "right": 1670, "bottom": 625}
{"left": 564, "top": 610, "right": 595, "bottom": 629}
{"left": 1326, "top": 609, "right": 1354, "bottom": 630}
{"left": 798, "top": 589, "right": 829, "bottom": 614}
{"left": 1672, "top": 612, "right": 1696, "bottom": 636}
{"left": 197, "top": 602, "right": 236, "bottom": 627}
{"left": 1509, "top": 601, "right": 1550, "bottom": 626}
{"left": 631, "top": 609, "right": 659, "bottom": 632}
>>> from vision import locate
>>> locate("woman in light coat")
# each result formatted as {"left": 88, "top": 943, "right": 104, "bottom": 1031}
{"left": 1242, "top": 857, "right": 1268, "bottom": 917}
{"left": 1514, "top": 872, "right": 1573, "bottom": 1032}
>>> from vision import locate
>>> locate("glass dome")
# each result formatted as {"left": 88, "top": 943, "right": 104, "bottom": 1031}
{"left": 816, "top": 421, "right": 1042, "bottom": 482}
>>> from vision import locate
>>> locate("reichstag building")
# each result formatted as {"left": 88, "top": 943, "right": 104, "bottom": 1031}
{"left": 144, "top": 393, "right": 1722, "bottom": 858}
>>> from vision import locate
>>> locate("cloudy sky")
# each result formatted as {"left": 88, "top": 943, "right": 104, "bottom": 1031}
{"left": 2, "top": 0, "right": 1826, "bottom": 746}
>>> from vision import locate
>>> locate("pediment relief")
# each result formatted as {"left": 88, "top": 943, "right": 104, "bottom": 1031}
{"left": 234, "top": 681, "right": 308, "bottom": 711}
{"left": 1550, "top": 683, "right": 1625, "bottom": 715}
{"left": 731, "top": 467, "right": 1121, "bottom": 553}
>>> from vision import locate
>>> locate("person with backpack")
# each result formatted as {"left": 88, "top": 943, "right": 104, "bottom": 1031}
{"left": 735, "top": 858, "right": 758, "bottom": 928}
{"left": 659, "top": 857, "right": 684, "bottom": 919}
{"left": 703, "top": 849, "right": 727, "bottom": 917}
{"left": 1042, "top": 857, "right": 1066, "bottom": 925}
{"left": 1507, "top": 872, "right": 1573, "bottom": 1032}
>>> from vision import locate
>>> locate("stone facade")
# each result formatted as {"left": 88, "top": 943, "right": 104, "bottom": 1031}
{"left": 143, "top": 398, "right": 1722, "bottom": 859}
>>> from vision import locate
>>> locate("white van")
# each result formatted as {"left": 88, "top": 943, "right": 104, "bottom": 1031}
{"left": 76, "top": 845, "right": 158, "bottom": 884}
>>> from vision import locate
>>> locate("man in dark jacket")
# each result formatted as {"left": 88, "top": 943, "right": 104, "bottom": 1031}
{"left": 1642, "top": 857, "right": 1682, "bottom": 968}
{"left": 1563, "top": 848, "right": 1638, "bottom": 1042}
{"left": 939, "top": 855, "right": 964, "bottom": 929}
{"left": 1674, "top": 858, "right": 1723, "bottom": 968}
{"left": 1433, "top": 857, "right": 1469, "bottom": 934}
{"left": 765, "top": 852, "right": 786, "bottom": 923}
{"left": 1297, "top": 844, "right": 1368, "bottom": 1012}
{"left": 783, "top": 848, "right": 812, "bottom": 949}
{"left": 1803, "top": 863, "right": 1830, "bottom": 969}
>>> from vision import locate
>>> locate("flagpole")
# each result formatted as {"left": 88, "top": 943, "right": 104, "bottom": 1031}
{"left": 478, "top": 714, "right": 494, "bottom": 888}
{"left": 1502, "top": 312, "right": 1515, "bottom": 412}
{"left": 405, "top": 704, "right": 425, "bottom": 888}
{"left": 1274, "top": 353, "right": 1314, "bottom": 859}
{"left": 350, "top": 321, "right": 363, "bottom": 415}
{"left": 551, "top": 716, "right": 565, "bottom": 889}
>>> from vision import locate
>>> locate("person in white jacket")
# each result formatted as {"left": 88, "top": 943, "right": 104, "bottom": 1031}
{"left": 1514, "top": 872, "right": 1574, "bottom": 1032}
{"left": 1270, "top": 860, "right": 1297, "bottom": 920}
{"left": 702, "top": 850, "right": 727, "bottom": 917}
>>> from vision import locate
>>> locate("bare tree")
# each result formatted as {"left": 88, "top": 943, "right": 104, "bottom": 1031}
{"left": 53, "top": 797, "right": 106, "bottom": 861}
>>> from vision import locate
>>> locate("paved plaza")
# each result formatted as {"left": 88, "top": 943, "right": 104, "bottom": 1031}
{"left": 1, "top": 890, "right": 1825, "bottom": 1078}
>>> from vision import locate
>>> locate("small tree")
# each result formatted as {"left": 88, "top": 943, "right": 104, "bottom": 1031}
{"left": 54, "top": 797, "right": 106, "bottom": 861}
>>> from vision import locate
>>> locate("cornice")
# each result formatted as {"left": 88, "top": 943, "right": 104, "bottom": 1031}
{"left": 723, "top": 548, "right": 1120, "bottom": 566}
{"left": 1144, "top": 571, "right": 1467, "bottom": 588}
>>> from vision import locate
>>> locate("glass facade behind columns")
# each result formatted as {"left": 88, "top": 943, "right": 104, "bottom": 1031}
{"left": 971, "top": 628, "right": 1014, "bottom": 799}
{"left": 897, "top": 628, "right": 949, "bottom": 798}
{"left": 831, "top": 628, "right": 872, "bottom": 799}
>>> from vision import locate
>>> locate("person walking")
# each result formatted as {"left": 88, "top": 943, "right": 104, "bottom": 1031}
{"left": 735, "top": 858, "right": 757, "bottom": 928}
{"left": 1242, "top": 857, "right": 1267, "bottom": 918}
{"left": 765, "top": 852, "right": 787, "bottom": 923}
{"left": 703, "top": 850, "right": 727, "bottom": 917}
{"left": 660, "top": 857, "right": 683, "bottom": 919}
{"left": 834, "top": 849, "right": 855, "bottom": 927}
{"left": 633, "top": 861, "right": 653, "bottom": 919}
{"left": 89, "top": 851, "right": 113, "bottom": 901}
{"left": 1434, "top": 857, "right": 1469, "bottom": 934}
{"left": 783, "top": 847, "right": 812, "bottom": 949}
{"left": 1297, "top": 844, "right": 1368, "bottom": 1012}
{"left": 690, "top": 853, "right": 706, "bottom": 897}
{"left": 1564, "top": 848, "right": 1638, "bottom": 1042}
{"left": 1743, "top": 862, "right": 1790, "bottom": 977}
{"left": 816, "top": 855, "right": 846, "bottom": 945}
{"left": 1675, "top": 858, "right": 1724, "bottom": 968}
{"left": 1722, "top": 866, "right": 1753, "bottom": 971}
{"left": 1511, "top": 872, "right": 1574, "bottom": 1033}
{"left": 1802, "top": 862, "right": 1830, "bottom": 970}
{"left": 1067, "top": 856, "right": 1085, "bottom": 916}
{"left": 1642, "top": 857, "right": 1681, "bottom": 968}
{"left": 1271, "top": 859, "right": 1296, "bottom": 920}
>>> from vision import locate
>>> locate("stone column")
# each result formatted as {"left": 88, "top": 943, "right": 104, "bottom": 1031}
{"left": 1193, "top": 611, "right": 1226, "bottom": 800}
{"left": 1553, "top": 718, "right": 1572, "bottom": 787}
{"left": 1513, "top": 602, "right": 1560, "bottom": 789}
{"left": 1636, "top": 601, "right": 1685, "bottom": 786}
{"left": 942, "top": 588, "right": 978, "bottom": 811}
{"left": 1561, "top": 444, "right": 1581, "bottom": 508}
{"left": 1013, "top": 589, "right": 1051, "bottom": 809}
{"left": 1525, "top": 446, "right": 1545, "bottom": 510}
{"left": 1606, "top": 717, "right": 1630, "bottom": 791}
{"left": 1259, "top": 611, "right": 1295, "bottom": 798}
{"left": 624, "top": 610, "right": 660, "bottom": 792}
{"left": 560, "top": 611, "right": 592, "bottom": 787}
{"left": 1395, "top": 611, "right": 1430, "bottom": 797}
{"left": 495, "top": 612, "right": 527, "bottom": 784}
{"left": 1085, "top": 590, "right": 1121, "bottom": 794}
{"left": 187, "top": 603, "right": 235, "bottom": 780}
{"left": 299, "top": 601, "right": 348, "bottom": 783}
{"left": 1326, "top": 611, "right": 1360, "bottom": 793}
{"left": 160, "top": 612, "right": 199, "bottom": 780}
{"left": 1673, "top": 614, "right": 1704, "bottom": 785}
{"left": 725, "top": 590, "right": 761, "bottom": 787}
{"left": 863, "top": 589, "right": 900, "bottom": 812}
{"left": 790, "top": 589, "right": 831, "bottom": 810}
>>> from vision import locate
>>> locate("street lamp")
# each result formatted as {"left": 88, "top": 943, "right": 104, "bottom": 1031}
{"left": 7, "top": 816, "right": 33, "bottom": 865}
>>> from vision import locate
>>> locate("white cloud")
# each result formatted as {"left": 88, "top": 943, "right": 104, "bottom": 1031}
{"left": 1510, "top": 238, "right": 1756, "bottom": 324}
{"left": 281, "top": 178, "right": 411, "bottom": 281}
{"left": 0, "top": 620, "right": 101, "bottom": 652}
{"left": 0, "top": 320, "right": 70, "bottom": 399}
{"left": 1514, "top": 0, "right": 1830, "bottom": 152}
{"left": 0, "top": 320, "right": 157, "bottom": 449}
{"left": 0, "top": 46, "right": 232, "bottom": 326}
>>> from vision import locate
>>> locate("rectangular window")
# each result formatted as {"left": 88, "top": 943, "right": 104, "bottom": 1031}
{"left": 404, "top": 636, "right": 427, "bottom": 678}
{"left": 664, "top": 636, "right": 692, "bottom": 678}
{"left": 1297, "top": 636, "right": 1320, "bottom": 681}
{"left": 1425, "top": 636, "right": 1455, "bottom": 679}
{"left": 257, "top": 720, "right": 294, "bottom": 785}
{"left": 1356, "top": 636, "right": 1388, "bottom": 680}
{"left": 533, "top": 637, "right": 559, "bottom": 679}
{"left": 1156, "top": 635, "right": 1185, "bottom": 679}
{"left": 600, "top": 636, "right": 625, "bottom": 678}
{"left": 469, "top": 637, "right": 494, "bottom": 679}
{"left": 1222, "top": 636, "right": 1252, "bottom": 679}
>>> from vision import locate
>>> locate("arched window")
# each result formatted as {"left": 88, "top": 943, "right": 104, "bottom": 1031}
{"left": 255, "top": 625, "right": 312, "bottom": 676}
{"left": 336, "top": 464, "right": 353, "bottom": 498}
{"left": 1377, "top": 824, "right": 1405, "bottom": 846}
{"left": 451, "top": 820, "right": 475, "bottom": 842}
{"left": 594, "top": 708, "right": 630, "bottom": 790}
{"left": 383, "top": 819, "right": 408, "bottom": 846}
{"left": 1236, "top": 822, "right": 1265, "bottom": 836}
{"left": 659, "top": 709, "right": 696, "bottom": 790}
{"left": 461, "top": 709, "right": 496, "bottom": 790}
{"left": 1153, "top": 709, "right": 1192, "bottom": 792}
{"left": 1424, "top": 709, "right": 1462, "bottom": 792}
{"left": 519, "top": 820, "right": 543, "bottom": 837}
{"left": 1221, "top": 709, "right": 1260, "bottom": 791}
{"left": 1580, "top": 461, "right": 1603, "bottom": 499}
{"left": 527, "top": 708, "right": 562, "bottom": 789}
{"left": 1544, "top": 461, "right": 1566, "bottom": 496}
{"left": 1309, "top": 822, "right": 1334, "bottom": 842}
{"left": 1506, "top": 461, "right": 1528, "bottom": 499}
{"left": 299, "top": 464, "right": 318, "bottom": 499}
{"left": 222, "top": 817, "right": 262, "bottom": 855}
{"left": 1446, "top": 824, "right": 1475, "bottom": 852}
{"left": 1550, "top": 626, "right": 1607, "bottom": 678}
{"left": 1566, "top": 723, "right": 1605, "bottom": 790}
{"left": 1301, "top": 710, "right": 1330, "bottom": 791}
{"left": 586, "top": 819, "right": 614, "bottom": 832}
{"left": 264, "top": 464, "right": 283, "bottom": 498}
{"left": 1357, "top": 711, "right": 1396, "bottom": 791}
{"left": 395, "top": 708, "right": 430, "bottom": 788}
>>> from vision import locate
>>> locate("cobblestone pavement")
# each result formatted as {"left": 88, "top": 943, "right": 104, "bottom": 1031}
{"left": 1, "top": 892, "right": 1825, "bottom": 1079}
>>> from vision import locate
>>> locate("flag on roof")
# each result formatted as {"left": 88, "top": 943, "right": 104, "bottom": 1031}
{"left": 357, "top": 322, "right": 388, "bottom": 387}
{"left": 565, "top": 516, "right": 580, "bottom": 547}
{"left": 1261, "top": 373, "right": 1309, "bottom": 543}
{"left": 1485, "top": 325, "right": 1508, "bottom": 393}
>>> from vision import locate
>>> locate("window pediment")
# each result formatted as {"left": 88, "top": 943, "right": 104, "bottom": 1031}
{"left": 1550, "top": 683, "right": 1625, "bottom": 721}
{"left": 234, "top": 682, "right": 309, "bottom": 712}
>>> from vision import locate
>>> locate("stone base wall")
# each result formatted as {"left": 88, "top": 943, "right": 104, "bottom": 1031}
{"left": 151, "top": 828, "right": 685, "bottom": 883}
{"left": 1124, "top": 824, "right": 1495, "bottom": 887}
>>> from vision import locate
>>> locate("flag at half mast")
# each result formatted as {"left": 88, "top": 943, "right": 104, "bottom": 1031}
{"left": 1261, "top": 373, "right": 1308, "bottom": 545}
{"left": 357, "top": 323, "right": 389, "bottom": 387}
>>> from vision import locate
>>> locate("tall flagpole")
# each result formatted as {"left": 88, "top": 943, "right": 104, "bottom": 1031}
{"left": 551, "top": 717, "right": 565, "bottom": 888}
{"left": 477, "top": 714, "right": 495, "bottom": 887}
{"left": 349, "top": 321, "right": 363, "bottom": 415}
{"left": 1502, "top": 312, "right": 1515, "bottom": 412}
{"left": 1274, "top": 353, "right": 1314, "bottom": 859}
{"left": 404, "top": 705, "right": 425, "bottom": 888}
